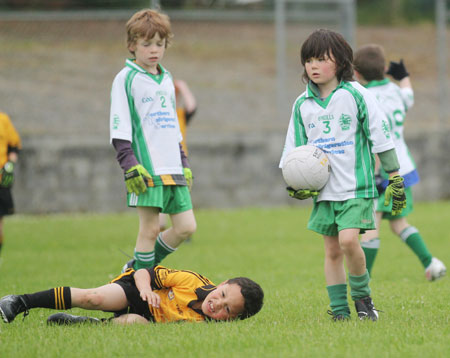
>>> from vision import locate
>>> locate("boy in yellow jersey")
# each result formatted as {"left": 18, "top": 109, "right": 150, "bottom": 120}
{"left": 0, "top": 111, "right": 21, "bottom": 256}
{"left": 0, "top": 265, "right": 264, "bottom": 325}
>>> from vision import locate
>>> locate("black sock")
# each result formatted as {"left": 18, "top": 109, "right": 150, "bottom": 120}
{"left": 22, "top": 287, "right": 72, "bottom": 310}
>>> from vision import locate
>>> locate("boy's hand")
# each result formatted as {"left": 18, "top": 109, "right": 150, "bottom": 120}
{"left": 384, "top": 174, "right": 406, "bottom": 215}
{"left": 139, "top": 288, "right": 160, "bottom": 309}
{"left": 287, "top": 187, "right": 319, "bottom": 200}
{"left": 386, "top": 60, "right": 409, "bottom": 81}
{"left": 0, "top": 161, "right": 15, "bottom": 188}
{"left": 124, "top": 164, "right": 151, "bottom": 195}
{"left": 183, "top": 167, "right": 193, "bottom": 190}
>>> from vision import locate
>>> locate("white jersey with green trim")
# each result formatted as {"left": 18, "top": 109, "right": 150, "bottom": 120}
{"left": 110, "top": 59, "right": 183, "bottom": 177}
{"left": 280, "top": 81, "right": 395, "bottom": 202}
{"left": 365, "top": 79, "right": 416, "bottom": 176}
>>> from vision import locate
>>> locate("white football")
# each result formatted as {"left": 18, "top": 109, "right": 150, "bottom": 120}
{"left": 282, "top": 145, "right": 331, "bottom": 191}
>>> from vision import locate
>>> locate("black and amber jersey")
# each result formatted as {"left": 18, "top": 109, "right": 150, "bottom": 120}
{"left": 0, "top": 112, "right": 21, "bottom": 167}
{"left": 111, "top": 265, "right": 216, "bottom": 323}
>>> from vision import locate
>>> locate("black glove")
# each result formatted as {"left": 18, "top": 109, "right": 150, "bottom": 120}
{"left": 386, "top": 60, "right": 409, "bottom": 81}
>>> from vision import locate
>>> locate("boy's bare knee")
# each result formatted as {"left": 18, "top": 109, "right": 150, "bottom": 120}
{"left": 112, "top": 314, "right": 149, "bottom": 325}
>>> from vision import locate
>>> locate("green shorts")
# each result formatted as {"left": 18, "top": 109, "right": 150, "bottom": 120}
{"left": 377, "top": 186, "right": 413, "bottom": 220}
{"left": 127, "top": 185, "right": 192, "bottom": 214}
{"left": 307, "top": 198, "right": 376, "bottom": 237}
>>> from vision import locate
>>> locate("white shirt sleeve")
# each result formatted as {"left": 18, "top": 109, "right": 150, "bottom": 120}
{"left": 400, "top": 87, "right": 414, "bottom": 111}
{"left": 110, "top": 70, "right": 133, "bottom": 144}
{"left": 279, "top": 102, "right": 298, "bottom": 168}
{"left": 363, "top": 88, "right": 396, "bottom": 154}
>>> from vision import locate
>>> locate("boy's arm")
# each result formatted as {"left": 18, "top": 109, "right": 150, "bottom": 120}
{"left": 179, "top": 144, "right": 193, "bottom": 190}
{"left": 134, "top": 269, "right": 160, "bottom": 308}
{"left": 112, "top": 139, "right": 151, "bottom": 195}
{"left": 378, "top": 149, "right": 406, "bottom": 215}
{"left": 386, "top": 59, "right": 414, "bottom": 109}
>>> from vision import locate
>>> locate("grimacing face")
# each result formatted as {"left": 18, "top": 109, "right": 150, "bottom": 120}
{"left": 201, "top": 282, "right": 245, "bottom": 321}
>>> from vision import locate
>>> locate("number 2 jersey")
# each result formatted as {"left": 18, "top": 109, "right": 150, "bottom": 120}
{"left": 110, "top": 59, "right": 186, "bottom": 186}
{"left": 280, "top": 81, "right": 395, "bottom": 202}
{"left": 365, "top": 79, "right": 419, "bottom": 188}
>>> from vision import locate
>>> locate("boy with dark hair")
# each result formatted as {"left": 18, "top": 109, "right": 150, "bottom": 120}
{"left": 0, "top": 111, "right": 21, "bottom": 257}
{"left": 110, "top": 9, "right": 197, "bottom": 271}
{"left": 0, "top": 265, "right": 264, "bottom": 325}
{"left": 354, "top": 44, "right": 446, "bottom": 281}
{"left": 280, "top": 29, "right": 405, "bottom": 321}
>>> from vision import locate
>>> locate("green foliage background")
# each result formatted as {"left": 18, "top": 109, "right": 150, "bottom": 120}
{"left": 0, "top": 202, "right": 448, "bottom": 357}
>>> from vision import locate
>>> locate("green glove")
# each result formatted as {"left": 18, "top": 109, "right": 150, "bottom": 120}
{"left": 384, "top": 174, "right": 406, "bottom": 216}
{"left": 124, "top": 164, "right": 152, "bottom": 195}
{"left": 183, "top": 167, "right": 193, "bottom": 190}
{"left": 287, "top": 187, "right": 319, "bottom": 200}
{"left": 0, "top": 161, "right": 15, "bottom": 188}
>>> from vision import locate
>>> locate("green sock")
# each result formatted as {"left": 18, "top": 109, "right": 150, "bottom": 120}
{"left": 154, "top": 233, "right": 176, "bottom": 265}
{"left": 349, "top": 270, "right": 371, "bottom": 301}
{"left": 326, "top": 284, "right": 350, "bottom": 317}
{"left": 361, "top": 238, "right": 380, "bottom": 276}
{"left": 133, "top": 250, "right": 155, "bottom": 270}
{"left": 400, "top": 227, "right": 432, "bottom": 268}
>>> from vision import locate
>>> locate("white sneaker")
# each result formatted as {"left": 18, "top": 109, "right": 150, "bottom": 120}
{"left": 425, "top": 257, "right": 446, "bottom": 281}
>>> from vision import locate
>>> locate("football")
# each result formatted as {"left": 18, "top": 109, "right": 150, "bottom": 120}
{"left": 282, "top": 145, "right": 331, "bottom": 191}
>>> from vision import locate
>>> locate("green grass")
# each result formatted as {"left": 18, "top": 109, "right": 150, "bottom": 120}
{"left": 0, "top": 203, "right": 449, "bottom": 358}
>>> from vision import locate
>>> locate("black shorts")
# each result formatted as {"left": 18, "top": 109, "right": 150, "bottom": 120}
{"left": 0, "top": 187, "right": 14, "bottom": 216}
{"left": 110, "top": 271, "right": 154, "bottom": 322}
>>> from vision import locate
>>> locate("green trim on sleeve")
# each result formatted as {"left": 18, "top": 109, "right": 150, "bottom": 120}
{"left": 378, "top": 148, "right": 400, "bottom": 173}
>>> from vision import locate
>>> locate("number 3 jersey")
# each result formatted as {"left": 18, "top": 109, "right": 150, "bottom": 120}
{"left": 365, "top": 79, "right": 419, "bottom": 188}
{"left": 280, "top": 81, "right": 395, "bottom": 202}
{"left": 110, "top": 59, "right": 184, "bottom": 185}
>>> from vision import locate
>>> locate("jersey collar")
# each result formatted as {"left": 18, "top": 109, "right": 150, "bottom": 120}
{"left": 125, "top": 59, "right": 167, "bottom": 84}
{"left": 364, "top": 78, "right": 390, "bottom": 88}
{"left": 188, "top": 284, "right": 217, "bottom": 320}
{"left": 306, "top": 80, "right": 345, "bottom": 109}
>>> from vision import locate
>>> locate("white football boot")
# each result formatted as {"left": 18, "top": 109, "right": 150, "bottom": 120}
{"left": 425, "top": 257, "right": 446, "bottom": 281}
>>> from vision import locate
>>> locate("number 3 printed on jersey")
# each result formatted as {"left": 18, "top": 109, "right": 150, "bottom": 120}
{"left": 322, "top": 120, "right": 331, "bottom": 134}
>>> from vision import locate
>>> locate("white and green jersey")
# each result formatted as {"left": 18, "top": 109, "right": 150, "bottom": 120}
{"left": 110, "top": 59, "right": 184, "bottom": 186}
{"left": 365, "top": 79, "right": 419, "bottom": 187}
{"left": 280, "top": 81, "right": 395, "bottom": 202}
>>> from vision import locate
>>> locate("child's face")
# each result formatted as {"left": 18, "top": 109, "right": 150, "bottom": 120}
{"left": 201, "top": 282, "right": 245, "bottom": 321}
{"left": 129, "top": 33, "right": 166, "bottom": 74}
{"left": 305, "top": 54, "right": 337, "bottom": 87}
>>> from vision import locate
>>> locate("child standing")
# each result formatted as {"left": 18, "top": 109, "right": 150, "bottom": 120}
{"left": 280, "top": 29, "right": 406, "bottom": 321}
{"left": 353, "top": 44, "right": 446, "bottom": 281}
{"left": 110, "top": 9, "right": 196, "bottom": 271}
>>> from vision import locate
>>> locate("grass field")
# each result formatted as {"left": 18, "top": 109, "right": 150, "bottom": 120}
{"left": 0, "top": 202, "right": 449, "bottom": 358}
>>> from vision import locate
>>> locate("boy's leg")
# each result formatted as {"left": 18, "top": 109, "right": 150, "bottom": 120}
{"left": 339, "top": 228, "right": 378, "bottom": 321}
{"left": 155, "top": 209, "right": 196, "bottom": 265}
{"left": 0, "top": 283, "right": 128, "bottom": 323}
{"left": 324, "top": 235, "right": 350, "bottom": 319}
{"left": 390, "top": 218, "right": 432, "bottom": 268}
{"left": 133, "top": 206, "right": 160, "bottom": 270}
{"left": 360, "top": 212, "right": 383, "bottom": 276}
